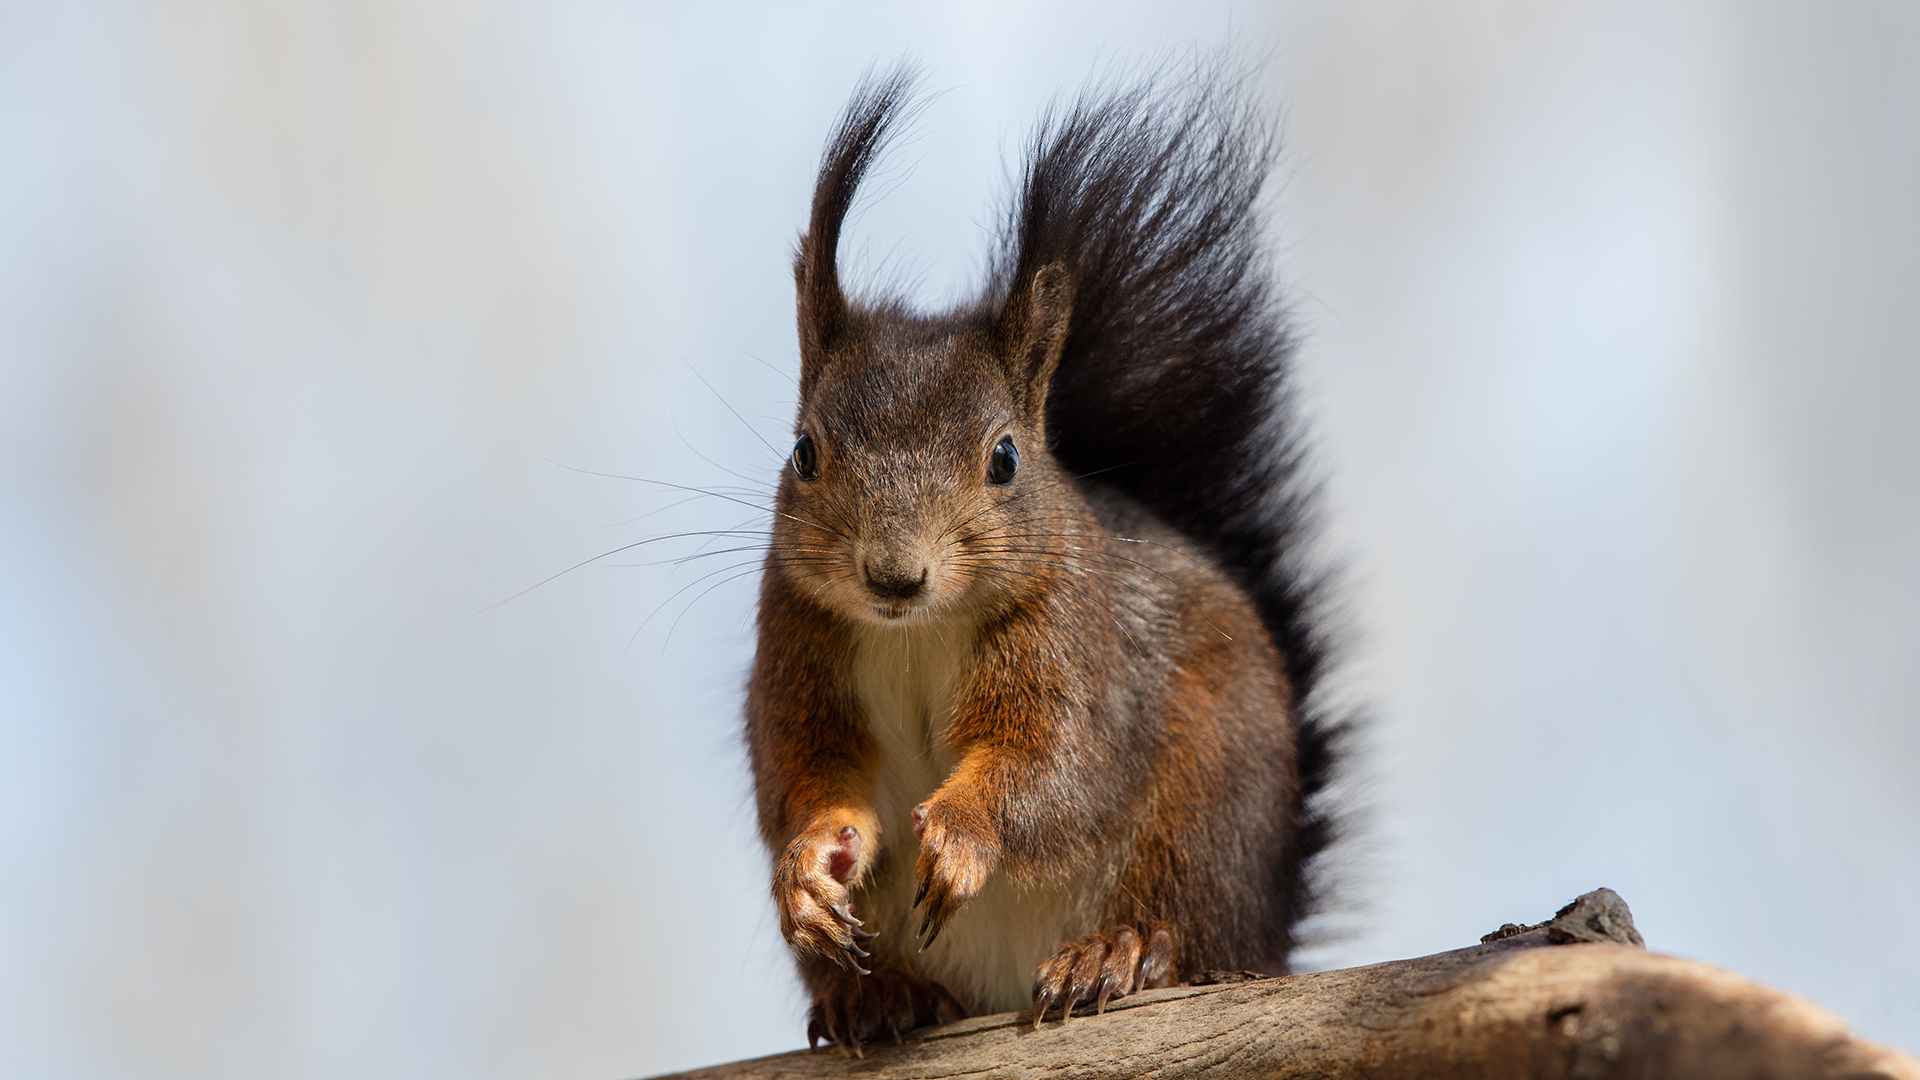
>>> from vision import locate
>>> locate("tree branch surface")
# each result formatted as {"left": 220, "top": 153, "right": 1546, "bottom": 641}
{"left": 654, "top": 890, "right": 1920, "bottom": 1080}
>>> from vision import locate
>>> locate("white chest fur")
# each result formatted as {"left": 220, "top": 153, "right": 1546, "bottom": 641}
{"left": 849, "top": 621, "right": 1097, "bottom": 1014}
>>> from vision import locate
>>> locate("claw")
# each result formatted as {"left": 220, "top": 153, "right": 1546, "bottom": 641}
{"left": 911, "top": 879, "right": 926, "bottom": 909}
{"left": 820, "top": 1004, "right": 841, "bottom": 1049}
{"left": 1108, "top": 925, "right": 1143, "bottom": 1000}
{"left": 1066, "top": 938, "right": 1109, "bottom": 1020}
{"left": 1141, "top": 925, "right": 1177, "bottom": 989}
{"left": 829, "top": 902, "right": 862, "bottom": 927}
{"left": 1105, "top": 949, "right": 1128, "bottom": 1006}
{"left": 917, "top": 916, "right": 944, "bottom": 952}
{"left": 847, "top": 940, "right": 871, "bottom": 959}
{"left": 807, "top": 970, "right": 955, "bottom": 1052}
{"left": 1031, "top": 943, "right": 1080, "bottom": 1026}
{"left": 1033, "top": 985, "right": 1056, "bottom": 1028}
{"left": 850, "top": 926, "right": 877, "bottom": 941}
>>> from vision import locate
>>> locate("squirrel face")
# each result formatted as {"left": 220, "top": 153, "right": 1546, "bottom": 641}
{"left": 771, "top": 315, "right": 1064, "bottom": 628}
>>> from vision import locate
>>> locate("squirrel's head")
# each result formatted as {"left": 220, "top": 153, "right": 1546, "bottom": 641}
{"left": 769, "top": 74, "right": 1083, "bottom": 626}
{"left": 770, "top": 256, "right": 1076, "bottom": 628}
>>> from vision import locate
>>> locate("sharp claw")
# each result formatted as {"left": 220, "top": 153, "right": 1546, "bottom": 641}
{"left": 833, "top": 948, "right": 870, "bottom": 976}
{"left": 911, "top": 880, "right": 926, "bottom": 909}
{"left": 850, "top": 927, "right": 877, "bottom": 941}
{"left": 829, "top": 903, "right": 861, "bottom": 927}
{"left": 913, "top": 910, "right": 944, "bottom": 945}
{"left": 1033, "top": 987, "right": 1056, "bottom": 1028}
{"left": 848, "top": 941, "right": 871, "bottom": 959}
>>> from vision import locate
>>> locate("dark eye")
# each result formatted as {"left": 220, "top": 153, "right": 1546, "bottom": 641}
{"left": 791, "top": 432, "right": 819, "bottom": 480}
{"left": 987, "top": 436, "right": 1018, "bottom": 485}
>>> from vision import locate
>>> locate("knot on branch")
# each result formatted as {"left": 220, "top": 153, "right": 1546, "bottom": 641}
{"left": 1484, "top": 887, "right": 1646, "bottom": 948}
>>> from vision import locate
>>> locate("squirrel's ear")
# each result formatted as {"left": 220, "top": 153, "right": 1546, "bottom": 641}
{"left": 794, "top": 234, "right": 847, "bottom": 397}
{"left": 999, "top": 261, "right": 1074, "bottom": 425}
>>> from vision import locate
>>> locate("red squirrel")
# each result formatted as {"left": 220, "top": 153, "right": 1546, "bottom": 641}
{"left": 746, "top": 64, "right": 1340, "bottom": 1049}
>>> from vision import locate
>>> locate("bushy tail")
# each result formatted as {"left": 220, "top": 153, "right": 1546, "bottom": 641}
{"left": 990, "top": 61, "right": 1343, "bottom": 959}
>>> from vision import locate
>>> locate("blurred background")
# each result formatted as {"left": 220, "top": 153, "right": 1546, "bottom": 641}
{"left": 2, "top": 1, "right": 1915, "bottom": 1077}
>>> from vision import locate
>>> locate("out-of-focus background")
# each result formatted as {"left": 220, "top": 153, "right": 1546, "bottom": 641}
{"left": 3, "top": 2, "right": 1915, "bottom": 1077}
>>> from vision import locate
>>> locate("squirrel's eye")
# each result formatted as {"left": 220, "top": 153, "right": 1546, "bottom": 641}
{"left": 987, "top": 436, "right": 1018, "bottom": 485}
{"left": 791, "top": 433, "right": 819, "bottom": 481}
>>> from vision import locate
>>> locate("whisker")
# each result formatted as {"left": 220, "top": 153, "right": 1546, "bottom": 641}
{"left": 481, "top": 529, "right": 782, "bottom": 613}
{"left": 679, "top": 351, "right": 789, "bottom": 463}
{"left": 540, "top": 457, "right": 850, "bottom": 541}
{"left": 739, "top": 350, "right": 799, "bottom": 388}
{"left": 626, "top": 558, "right": 767, "bottom": 653}
{"left": 684, "top": 512, "right": 778, "bottom": 559}
{"left": 663, "top": 566, "right": 770, "bottom": 655}
{"left": 604, "top": 543, "right": 783, "bottom": 570}
{"left": 668, "top": 419, "right": 773, "bottom": 491}
{"left": 597, "top": 492, "right": 713, "bottom": 528}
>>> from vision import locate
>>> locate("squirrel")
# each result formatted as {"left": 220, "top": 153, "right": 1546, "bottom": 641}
{"left": 745, "top": 61, "right": 1340, "bottom": 1051}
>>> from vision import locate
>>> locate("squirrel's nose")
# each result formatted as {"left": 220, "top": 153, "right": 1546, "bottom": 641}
{"left": 864, "top": 563, "right": 927, "bottom": 600}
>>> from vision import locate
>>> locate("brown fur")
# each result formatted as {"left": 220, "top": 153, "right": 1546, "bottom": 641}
{"left": 746, "top": 64, "right": 1332, "bottom": 1049}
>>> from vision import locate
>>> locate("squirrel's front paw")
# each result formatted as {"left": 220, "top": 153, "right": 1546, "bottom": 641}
{"left": 909, "top": 797, "right": 1000, "bottom": 949}
{"left": 774, "top": 813, "right": 878, "bottom": 974}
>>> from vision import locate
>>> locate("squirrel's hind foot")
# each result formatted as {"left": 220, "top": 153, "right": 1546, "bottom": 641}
{"left": 1031, "top": 922, "right": 1178, "bottom": 1026}
{"left": 804, "top": 967, "right": 963, "bottom": 1053}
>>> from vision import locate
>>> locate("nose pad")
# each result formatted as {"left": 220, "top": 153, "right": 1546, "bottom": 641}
{"left": 864, "top": 563, "right": 928, "bottom": 600}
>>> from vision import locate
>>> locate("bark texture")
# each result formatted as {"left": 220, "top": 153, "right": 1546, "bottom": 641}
{"left": 655, "top": 890, "right": 1919, "bottom": 1080}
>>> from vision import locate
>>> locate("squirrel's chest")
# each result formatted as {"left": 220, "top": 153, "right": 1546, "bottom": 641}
{"left": 850, "top": 624, "right": 973, "bottom": 835}
{"left": 847, "top": 621, "right": 1095, "bottom": 1014}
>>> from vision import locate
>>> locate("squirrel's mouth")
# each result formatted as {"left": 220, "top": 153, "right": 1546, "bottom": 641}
{"left": 858, "top": 591, "right": 949, "bottom": 625}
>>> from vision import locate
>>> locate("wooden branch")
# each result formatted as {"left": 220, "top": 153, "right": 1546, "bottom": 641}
{"left": 654, "top": 890, "right": 1919, "bottom": 1080}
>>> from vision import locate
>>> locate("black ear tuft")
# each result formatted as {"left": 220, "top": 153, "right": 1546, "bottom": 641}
{"left": 795, "top": 62, "right": 923, "bottom": 397}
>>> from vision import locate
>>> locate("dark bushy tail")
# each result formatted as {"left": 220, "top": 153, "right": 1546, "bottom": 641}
{"left": 990, "top": 62, "right": 1343, "bottom": 961}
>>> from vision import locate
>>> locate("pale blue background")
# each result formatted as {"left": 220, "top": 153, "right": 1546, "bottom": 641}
{"left": 2, "top": 3, "right": 1915, "bottom": 1077}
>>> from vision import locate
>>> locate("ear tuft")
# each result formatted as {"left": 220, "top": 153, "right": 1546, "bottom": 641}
{"left": 795, "top": 64, "right": 923, "bottom": 398}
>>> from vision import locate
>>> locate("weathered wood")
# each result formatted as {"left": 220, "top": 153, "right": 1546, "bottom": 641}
{"left": 653, "top": 890, "right": 1919, "bottom": 1080}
